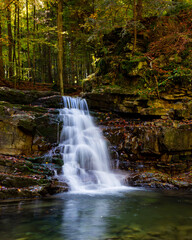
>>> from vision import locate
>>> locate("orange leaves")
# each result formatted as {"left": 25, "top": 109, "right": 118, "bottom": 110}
{"left": 147, "top": 11, "right": 192, "bottom": 58}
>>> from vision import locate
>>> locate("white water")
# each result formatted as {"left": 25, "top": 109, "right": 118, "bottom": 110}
{"left": 54, "top": 96, "right": 129, "bottom": 194}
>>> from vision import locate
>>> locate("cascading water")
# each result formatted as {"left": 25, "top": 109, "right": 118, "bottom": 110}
{"left": 56, "top": 96, "right": 125, "bottom": 193}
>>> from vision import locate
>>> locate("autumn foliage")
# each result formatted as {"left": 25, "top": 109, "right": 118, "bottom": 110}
{"left": 147, "top": 9, "right": 192, "bottom": 58}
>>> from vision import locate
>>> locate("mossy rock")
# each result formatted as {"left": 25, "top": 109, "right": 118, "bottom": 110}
{"left": 0, "top": 188, "right": 41, "bottom": 200}
{"left": 0, "top": 174, "right": 41, "bottom": 188}
{"left": 0, "top": 105, "right": 10, "bottom": 120}
{"left": 32, "top": 95, "right": 63, "bottom": 108}
{"left": 26, "top": 157, "right": 45, "bottom": 164}
{"left": 0, "top": 87, "right": 59, "bottom": 105}
{"left": 162, "top": 127, "right": 192, "bottom": 152}
{"left": 20, "top": 105, "right": 48, "bottom": 113}
{"left": 52, "top": 158, "right": 64, "bottom": 166}
{"left": 18, "top": 118, "right": 36, "bottom": 134}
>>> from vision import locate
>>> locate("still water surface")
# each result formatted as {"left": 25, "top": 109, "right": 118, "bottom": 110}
{"left": 0, "top": 189, "right": 192, "bottom": 240}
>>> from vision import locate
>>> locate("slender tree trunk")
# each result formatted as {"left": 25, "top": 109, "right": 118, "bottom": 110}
{"left": 17, "top": 0, "right": 21, "bottom": 81}
{"left": 36, "top": 23, "right": 41, "bottom": 82}
{"left": 136, "top": 0, "right": 143, "bottom": 20}
{"left": 32, "top": 1, "right": 36, "bottom": 84}
{"left": 7, "top": 1, "right": 13, "bottom": 78}
{"left": 132, "top": 0, "right": 137, "bottom": 55}
{"left": 26, "top": 0, "right": 31, "bottom": 80}
{"left": 0, "top": 16, "right": 5, "bottom": 80}
{"left": 48, "top": 45, "right": 53, "bottom": 83}
{"left": 57, "top": 0, "right": 64, "bottom": 95}
{"left": 47, "top": 3, "right": 53, "bottom": 83}
{"left": 71, "top": 41, "right": 75, "bottom": 85}
{"left": 13, "top": 3, "right": 16, "bottom": 69}
{"left": 13, "top": 2, "right": 17, "bottom": 87}
{"left": 42, "top": 45, "right": 46, "bottom": 83}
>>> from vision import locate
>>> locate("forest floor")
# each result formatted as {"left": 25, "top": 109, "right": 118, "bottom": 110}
{"left": 0, "top": 78, "right": 52, "bottom": 91}
{"left": 0, "top": 78, "right": 82, "bottom": 94}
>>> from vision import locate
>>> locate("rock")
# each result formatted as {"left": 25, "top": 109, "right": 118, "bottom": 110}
{"left": 99, "top": 112, "right": 192, "bottom": 190}
{"left": 40, "top": 181, "right": 68, "bottom": 196}
{"left": 0, "top": 100, "right": 61, "bottom": 156}
{"left": 0, "top": 121, "right": 33, "bottom": 155}
{"left": 162, "top": 127, "right": 192, "bottom": 152}
{"left": 32, "top": 95, "right": 63, "bottom": 108}
{"left": 0, "top": 154, "right": 63, "bottom": 200}
{"left": 18, "top": 117, "right": 36, "bottom": 134}
{"left": 0, "top": 87, "right": 59, "bottom": 105}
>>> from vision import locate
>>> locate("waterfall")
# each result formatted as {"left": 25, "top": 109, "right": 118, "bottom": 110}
{"left": 57, "top": 96, "right": 124, "bottom": 193}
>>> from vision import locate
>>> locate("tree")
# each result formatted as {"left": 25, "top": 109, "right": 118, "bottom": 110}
{"left": 136, "top": 0, "right": 143, "bottom": 20}
{"left": 132, "top": 0, "right": 137, "bottom": 55}
{"left": 7, "top": 0, "right": 13, "bottom": 78}
{"left": 0, "top": 15, "right": 5, "bottom": 80}
{"left": 57, "top": 0, "right": 64, "bottom": 95}
{"left": 26, "top": 0, "right": 31, "bottom": 80}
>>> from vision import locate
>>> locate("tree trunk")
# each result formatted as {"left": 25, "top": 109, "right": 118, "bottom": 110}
{"left": 13, "top": 2, "right": 17, "bottom": 87}
{"left": 57, "top": 0, "right": 64, "bottom": 95}
{"left": 132, "top": 0, "right": 137, "bottom": 56}
{"left": 70, "top": 41, "right": 75, "bottom": 85}
{"left": 17, "top": 0, "right": 21, "bottom": 81}
{"left": 26, "top": 0, "right": 31, "bottom": 80}
{"left": 32, "top": 1, "right": 36, "bottom": 84}
{"left": 47, "top": 3, "right": 53, "bottom": 83}
{"left": 0, "top": 16, "right": 5, "bottom": 80}
{"left": 136, "top": 0, "right": 143, "bottom": 20}
{"left": 7, "top": 1, "right": 13, "bottom": 78}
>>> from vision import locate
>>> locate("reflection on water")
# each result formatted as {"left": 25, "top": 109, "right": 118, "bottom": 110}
{"left": 61, "top": 197, "right": 110, "bottom": 240}
{"left": 0, "top": 190, "right": 192, "bottom": 240}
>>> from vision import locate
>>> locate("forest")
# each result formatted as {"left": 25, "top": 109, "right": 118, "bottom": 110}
{"left": 0, "top": 0, "right": 192, "bottom": 95}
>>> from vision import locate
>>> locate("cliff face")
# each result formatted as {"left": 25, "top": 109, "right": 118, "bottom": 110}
{"left": 0, "top": 87, "right": 67, "bottom": 200}
{"left": 83, "top": 89, "right": 192, "bottom": 120}
{"left": 0, "top": 87, "right": 63, "bottom": 156}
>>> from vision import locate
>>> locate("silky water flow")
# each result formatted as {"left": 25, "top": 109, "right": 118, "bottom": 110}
{"left": 52, "top": 96, "right": 127, "bottom": 193}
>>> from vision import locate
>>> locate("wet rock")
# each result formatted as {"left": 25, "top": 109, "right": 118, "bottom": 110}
{"left": 40, "top": 181, "right": 68, "bottom": 196}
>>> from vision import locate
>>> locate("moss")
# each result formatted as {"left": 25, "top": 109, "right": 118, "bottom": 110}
{"left": 20, "top": 105, "right": 47, "bottom": 113}
{"left": 0, "top": 106, "right": 7, "bottom": 118}
{"left": 18, "top": 118, "right": 36, "bottom": 134}
{"left": 0, "top": 174, "right": 39, "bottom": 188}
{"left": 121, "top": 60, "right": 138, "bottom": 73}
{"left": 97, "top": 58, "right": 109, "bottom": 75}
{"left": 52, "top": 158, "right": 64, "bottom": 166}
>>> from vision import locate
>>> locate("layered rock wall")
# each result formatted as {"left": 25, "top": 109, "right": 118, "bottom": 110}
{"left": 0, "top": 87, "right": 63, "bottom": 156}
